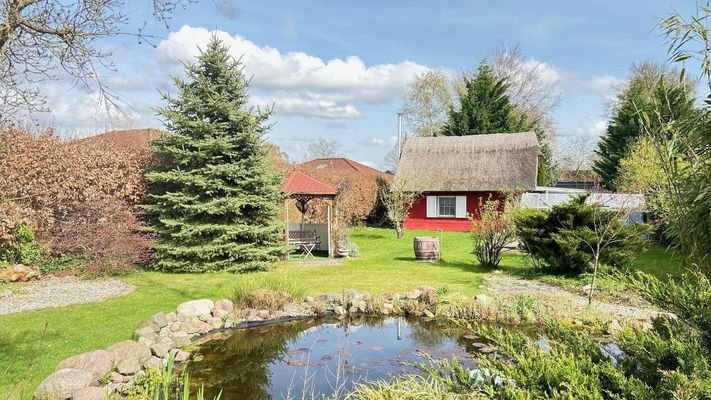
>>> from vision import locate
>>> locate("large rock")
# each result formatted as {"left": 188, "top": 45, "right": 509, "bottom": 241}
{"left": 282, "top": 303, "right": 301, "bottom": 316}
{"left": 406, "top": 289, "right": 422, "bottom": 300}
{"left": 213, "top": 299, "right": 234, "bottom": 314}
{"left": 149, "top": 312, "right": 169, "bottom": 329}
{"left": 176, "top": 299, "right": 214, "bottom": 317}
{"left": 150, "top": 340, "right": 176, "bottom": 358}
{"left": 134, "top": 327, "right": 156, "bottom": 341}
{"left": 33, "top": 368, "right": 94, "bottom": 400}
{"left": 116, "top": 357, "right": 140, "bottom": 375}
{"left": 106, "top": 340, "right": 151, "bottom": 365}
{"left": 56, "top": 350, "right": 115, "bottom": 381}
{"left": 71, "top": 386, "right": 106, "bottom": 400}
{"left": 0, "top": 264, "right": 39, "bottom": 283}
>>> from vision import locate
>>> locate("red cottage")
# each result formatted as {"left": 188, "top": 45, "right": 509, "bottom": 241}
{"left": 395, "top": 132, "right": 540, "bottom": 232}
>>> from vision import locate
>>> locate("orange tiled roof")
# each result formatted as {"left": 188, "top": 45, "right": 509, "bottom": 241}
{"left": 282, "top": 171, "right": 338, "bottom": 196}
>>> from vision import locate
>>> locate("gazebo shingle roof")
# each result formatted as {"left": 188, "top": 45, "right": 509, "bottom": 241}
{"left": 282, "top": 171, "right": 338, "bottom": 196}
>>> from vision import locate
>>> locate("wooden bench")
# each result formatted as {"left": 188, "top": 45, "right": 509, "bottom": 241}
{"left": 288, "top": 230, "right": 321, "bottom": 259}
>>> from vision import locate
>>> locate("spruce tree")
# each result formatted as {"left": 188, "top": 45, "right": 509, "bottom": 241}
{"left": 145, "top": 36, "right": 285, "bottom": 273}
{"left": 442, "top": 63, "right": 521, "bottom": 136}
{"left": 594, "top": 63, "right": 695, "bottom": 190}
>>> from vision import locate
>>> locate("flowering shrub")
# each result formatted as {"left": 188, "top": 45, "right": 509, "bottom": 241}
{"left": 470, "top": 196, "right": 517, "bottom": 268}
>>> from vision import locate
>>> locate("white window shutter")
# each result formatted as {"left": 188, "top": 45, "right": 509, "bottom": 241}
{"left": 426, "top": 196, "right": 437, "bottom": 218}
{"left": 455, "top": 196, "right": 467, "bottom": 218}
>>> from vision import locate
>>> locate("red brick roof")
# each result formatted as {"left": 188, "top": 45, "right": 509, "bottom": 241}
{"left": 282, "top": 171, "right": 338, "bottom": 196}
{"left": 79, "top": 128, "right": 162, "bottom": 150}
{"left": 298, "top": 158, "right": 384, "bottom": 175}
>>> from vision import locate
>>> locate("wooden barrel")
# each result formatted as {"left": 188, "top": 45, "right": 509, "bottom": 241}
{"left": 414, "top": 237, "right": 440, "bottom": 261}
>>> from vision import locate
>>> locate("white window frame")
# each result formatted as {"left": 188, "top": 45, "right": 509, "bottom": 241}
{"left": 437, "top": 196, "right": 456, "bottom": 217}
{"left": 426, "top": 195, "right": 467, "bottom": 218}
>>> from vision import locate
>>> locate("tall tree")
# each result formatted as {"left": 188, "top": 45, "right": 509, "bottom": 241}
{"left": 304, "top": 138, "right": 342, "bottom": 160}
{"left": 593, "top": 62, "right": 695, "bottom": 190}
{"left": 442, "top": 63, "right": 523, "bottom": 136}
{"left": 145, "top": 36, "right": 285, "bottom": 273}
{"left": 400, "top": 70, "right": 453, "bottom": 137}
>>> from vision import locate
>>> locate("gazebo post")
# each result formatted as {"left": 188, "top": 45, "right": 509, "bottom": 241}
{"left": 327, "top": 199, "right": 333, "bottom": 258}
{"left": 285, "top": 199, "right": 290, "bottom": 260}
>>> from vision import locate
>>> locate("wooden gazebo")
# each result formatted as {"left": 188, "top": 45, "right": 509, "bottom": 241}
{"left": 281, "top": 171, "right": 338, "bottom": 257}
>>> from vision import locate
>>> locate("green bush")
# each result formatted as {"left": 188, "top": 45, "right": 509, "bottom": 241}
{"left": 0, "top": 223, "right": 44, "bottom": 266}
{"left": 514, "top": 196, "right": 647, "bottom": 275}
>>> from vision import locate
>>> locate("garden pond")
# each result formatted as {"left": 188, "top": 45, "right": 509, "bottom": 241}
{"left": 186, "top": 316, "right": 507, "bottom": 400}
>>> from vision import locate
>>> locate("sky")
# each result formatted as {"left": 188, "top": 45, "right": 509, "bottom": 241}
{"left": 32, "top": 1, "right": 700, "bottom": 169}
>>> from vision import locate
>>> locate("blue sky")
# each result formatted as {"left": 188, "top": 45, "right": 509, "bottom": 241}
{"left": 36, "top": 1, "right": 699, "bottom": 169}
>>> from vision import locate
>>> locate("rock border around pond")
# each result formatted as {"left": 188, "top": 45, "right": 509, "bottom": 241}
{"left": 33, "top": 285, "right": 641, "bottom": 400}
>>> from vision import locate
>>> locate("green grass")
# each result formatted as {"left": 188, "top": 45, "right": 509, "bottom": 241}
{"left": 0, "top": 227, "right": 493, "bottom": 398}
{"left": 499, "top": 245, "right": 684, "bottom": 305}
{"left": 0, "top": 227, "right": 683, "bottom": 397}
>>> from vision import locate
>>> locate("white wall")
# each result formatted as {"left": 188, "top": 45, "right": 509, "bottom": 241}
{"left": 288, "top": 223, "right": 330, "bottom": 251}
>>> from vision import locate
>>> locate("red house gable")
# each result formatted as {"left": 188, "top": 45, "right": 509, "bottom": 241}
{"left": 394, "top": 133, "right": 539, "bottom": 231}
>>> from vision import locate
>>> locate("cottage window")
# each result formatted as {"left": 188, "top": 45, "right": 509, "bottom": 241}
{"left": 426, "top": 195, "right": 467, "bottom": 218}
{"left": 437, "top": 196, "right": 456, "bottom": 217}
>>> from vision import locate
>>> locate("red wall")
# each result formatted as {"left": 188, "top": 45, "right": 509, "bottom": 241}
{"left": 404, "top": 191, "right": 502, "bottom": 232}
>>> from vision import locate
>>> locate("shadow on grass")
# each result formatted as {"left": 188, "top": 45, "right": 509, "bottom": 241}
{"left": 392, "top": 257, "right": 490, "bottom": 274}
{"left": 0, "top": 324, "right": 55, "bottom": 398}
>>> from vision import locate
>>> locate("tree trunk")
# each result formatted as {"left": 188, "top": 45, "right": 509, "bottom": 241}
{"left": 395, "top": 222, "right": 405, "bottom": 239}
{"left": 588, "top": 255, "right": 599, "bottom": 305}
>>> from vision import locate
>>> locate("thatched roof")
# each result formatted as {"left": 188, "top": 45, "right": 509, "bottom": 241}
{"left": 396, "top": 132, "right": 540, "bottom": 192}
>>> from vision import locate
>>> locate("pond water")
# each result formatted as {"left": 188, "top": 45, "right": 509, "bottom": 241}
{"left": 187, "top": 316, "right": 498, "bottom": 400}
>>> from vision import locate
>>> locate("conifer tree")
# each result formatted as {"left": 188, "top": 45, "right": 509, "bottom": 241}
{"left": 442, "top": 63, "right": 523, "bottom": 136}
{"left": 145, "top": 36, "right": 285, "bottom": 273}
{"left": 594, "top": 63, "right": 695, "bottom": 190}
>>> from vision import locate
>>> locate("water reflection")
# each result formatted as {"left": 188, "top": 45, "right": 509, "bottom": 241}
{"left": 188, "top": 316, "right": 476, "bottom": 399}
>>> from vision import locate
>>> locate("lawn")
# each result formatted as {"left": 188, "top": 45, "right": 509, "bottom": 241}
{"left": 0, "top": 227, "right": 495, "bottom": 398}
{"left": 0, "top": 227, "right": 683, "bottom": 397}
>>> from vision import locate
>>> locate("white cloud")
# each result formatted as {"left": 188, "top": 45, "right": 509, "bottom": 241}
{"left": 155, "top": 25, "right": 429, "bottom": 118}
{"left": 367, "top": 138, "right": 385, "bottom": 146}
{"left": 575, "top": 119, "right": 607, "bottom": 137}
{"left": 585, "top": 75, "right": 623, "bottom": 95}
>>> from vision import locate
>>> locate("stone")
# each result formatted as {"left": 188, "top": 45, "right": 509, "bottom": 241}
{"left": 71, "top": 386, "right": 106, "bottom": 400}
{"left": 134, "top": 327, "right": 156, "bottom": 341}
{"left": 143, "top": 356, "right": 163, "bottom": 371}
{"left": 272, "top": 310, "right": 286, "bottom": 319}
{"left": 149, "top": 312, "right": 169, "bottom": 329}
{"left": 383, "top": 293, "right": 400, "bottom": 301}
{"left": 107, "top": 340, "right": 151, "bottom": 365}
{"left": 172, "top": 349, "right": 191, "bottom": 363}
{"left": 198, "top": 313, "right": 212, "bottom": 322}
{"left": 199, "top": 322, "right": 211, "bottom": 333}
{"left": 137, "top": 338, "right": 153, "bottom": 347}
{"left": 349, "top": 299, "right": 367, "bottom": 313}
{"left": 211, "top": 309, "right": 229, "bottom": 319}
{"left": 151, "top": 340, "right": 176, "bottom": 358}
{"left": 176, "top": 299, "right": 214, "bottom": 317}
{"left": 110, "top": 372, "right": 125, "bottom": 384}
{"left": 406, "top": 289, "right": 422, "bottom": 300}
{"left": 168, "top": 322, "right": 180, "bottom": 332}
{"left": 34, "top": 368, "right": 94, "bottom": 400}
{"left": 56, "top": 349, "right": 115, "bottom": 381}
{"left": 606, "top": 320, "right": 623, "bottom": 336}
{"left": 418, "top": 286, "right": 438, "bottom": 304}
{"left": 474, "top": 294, "right": 491, "bottom": 306}
{"left": 171, "top": 332, "right": 191, "bottom": 348}
{"left": 223, "top": 319, "right": 236, "bottom": 329}
{"left": 213, "top": 299, "right": 234, "bottom": 313}
{"left": 572, "top": 319, "right": 584, "bottom": 327}
{"left": 179, "top": 321, "right": 202, "bottom": 334}
{"left": 165, "top": 312, "right": 178, "bottom": 323}
{"left": 208, "top": 317, "right": 223, "bottom": 329}
{"left": 135, "top": 320, "right": 159, "bottom": 331}
{"left": 257, "top": 310, "right": 270, "bottom": 319}
{"left": 423, "top": 309, "right": 435, "bottom": 318}
{"left": 0, "top": 264, "right": 39, "bottom": 283}
{"left": 116, "top": 357, "right": 141, "bottom": 375}
{"left": 334, "top": 306, "right": 346, "bottom": 316}
{"left": 282, "top": 303, "right": 301, "bottom": 316}
{"left": 158, "top": 327, "right": 170, "bottom": 337}
{"left": 344, "top": 289, "right": 364, "bottom": 300}
{"left": 304, "top": 295, "right": 315, "bottom": 304}
{"left": 316, "top": 293, "right": 342, "bottom": 303}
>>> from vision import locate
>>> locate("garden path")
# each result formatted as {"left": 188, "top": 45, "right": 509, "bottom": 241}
{"left": 0, "top": 277, "right": 133, "bottom": 315}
